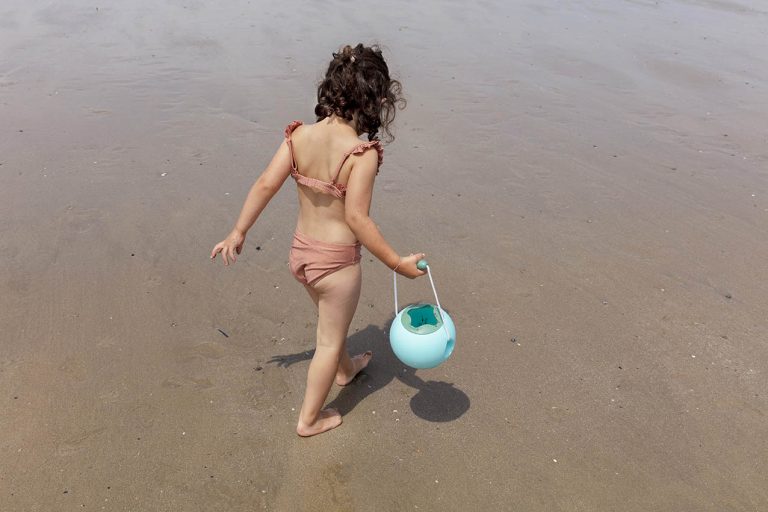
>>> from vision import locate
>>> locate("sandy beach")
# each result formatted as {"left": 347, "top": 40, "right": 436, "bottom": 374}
{"left": 2, "top": 0, "right": 768, "bottom": 510}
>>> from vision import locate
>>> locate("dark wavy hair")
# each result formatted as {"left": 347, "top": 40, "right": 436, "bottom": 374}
{"left": 315, "top": 44, "right": 405, "bottom": 142}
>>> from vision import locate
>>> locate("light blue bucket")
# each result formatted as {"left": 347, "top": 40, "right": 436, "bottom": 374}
{"left": 389, "top": 260, "right": 456, "bottom": 369}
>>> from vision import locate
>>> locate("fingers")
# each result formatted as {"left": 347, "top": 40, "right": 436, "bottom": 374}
{"left": 396, "top": 252, "right": 427, "bottom": 279}
{"left": 406, "top": 252, "right": 426, "bottom": 262}
{"left": 413, "top": 253, "right": 427, "bottom": 278}
{"left": 211, "top": 239, "right": 246, "bottom": 266}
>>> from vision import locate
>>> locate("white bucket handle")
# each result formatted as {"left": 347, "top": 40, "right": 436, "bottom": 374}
{"left": 393, "top": 260, "right": 451, "bottom": 338}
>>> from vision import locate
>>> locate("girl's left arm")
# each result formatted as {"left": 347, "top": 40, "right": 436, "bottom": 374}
{"left": 210, "top": 140, "right": 292, "bottom": 265}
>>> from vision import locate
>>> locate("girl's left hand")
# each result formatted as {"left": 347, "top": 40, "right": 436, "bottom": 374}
{"left": 210, "top": 229, "right": 245, "bottom": 266}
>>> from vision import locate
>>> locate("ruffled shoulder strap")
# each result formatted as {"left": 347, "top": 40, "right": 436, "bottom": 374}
{"left": 348, "top": 140, "right": 384, "bottom": 166}
{"left": 284, "top": 120, "right": 303, "bottom": 140}
{"left": 284, "top": 121, "right": 303, "bottom": 170}
{"left": 331, "top": 140, "right": 384, "bottom": 183}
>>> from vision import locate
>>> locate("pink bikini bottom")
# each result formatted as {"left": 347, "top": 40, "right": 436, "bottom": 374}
{"left": 288, "top": 230, "right": 361, "bottom": 286}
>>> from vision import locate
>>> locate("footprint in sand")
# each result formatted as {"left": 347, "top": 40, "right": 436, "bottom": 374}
{"left": 176, "top": 342, "right": 227, "bottom": 363}
{"left": 161, "top": 375, "right": 214, "bottom": 390}
{"left": 322, "top": 463, "right": 352, "bottom": 505}
{"left": 61, "top": 206, "right": 102, "bottom": 235}
{"left": 125, "top": 400, "right": 160, "bottom": 431}
{"left": 58, "top": 355, "right": 87, "bottom": 381}
{"left": 243, "top": 367, "right": 290, "bottom": 408}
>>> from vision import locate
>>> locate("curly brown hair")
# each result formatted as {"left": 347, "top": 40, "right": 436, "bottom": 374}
{"left": 315, "top": 44, "right": 405, "bottom": 142}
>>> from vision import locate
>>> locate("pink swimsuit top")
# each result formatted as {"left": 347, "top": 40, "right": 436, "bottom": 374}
{"left": 285, "top": 121, "right": 383, "bottom": 199}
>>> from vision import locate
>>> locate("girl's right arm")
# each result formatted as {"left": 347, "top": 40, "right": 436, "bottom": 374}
{"left": 210, "top": 140, "right": 293, "bottom": 265}
{"left": 344, "top": 150, "right": 425, "bottom": 279}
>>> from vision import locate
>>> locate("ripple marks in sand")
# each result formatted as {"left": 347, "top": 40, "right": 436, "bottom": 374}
{"left": 56, "top": 426, "right": 107, "bottom": 456}
{"left": 644, "top": 58, "right": 725, "bottom": 90}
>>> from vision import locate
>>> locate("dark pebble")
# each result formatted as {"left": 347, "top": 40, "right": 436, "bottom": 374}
{"left": 510, "top": 337, "right": 517, "bottom": 343}
{"left": 63, "top": 490, "right": 68, "bottom": 494}
{"left": 255, "top": 366, "right": 263, "bottom": 371}
{"left": 131, "top": 253, "right": 135, "bottom": 256}
{"left": 724, "top": 293, "right": 732, "bottom": 299}
{"left": 618, "top": 366, "right": 623, "bottom": 370}
{"left": 14, "top": 396, "right": 18, "bottom": 399}
{"left": 256, "top": 246, "right": 261, "bottom": 251}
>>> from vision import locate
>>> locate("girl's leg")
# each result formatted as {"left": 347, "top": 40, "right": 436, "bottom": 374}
{"left": 303, "top": 284, "right": 319, "bottom": 307}
{"left": 296, "top": 264, "right": 362, "bottom": 436}
{"left": 304, "top": 283, "right": 371, "bottom": 387}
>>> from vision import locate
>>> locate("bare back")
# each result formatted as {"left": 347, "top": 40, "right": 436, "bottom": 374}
{"left": 287, "top": 119, "right": 383, "bottom": 244}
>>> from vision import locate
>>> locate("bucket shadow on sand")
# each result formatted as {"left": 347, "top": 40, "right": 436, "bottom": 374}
{"left": 268, "top": 324, "right": 470, "bottom": 422}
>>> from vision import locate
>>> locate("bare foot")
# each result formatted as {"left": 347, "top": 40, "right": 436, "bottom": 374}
{"left": 296, "top": 408, "right": 342, "bottom": 437}
{"left": 335, "top": 351, "right": 373, "bottom": 386}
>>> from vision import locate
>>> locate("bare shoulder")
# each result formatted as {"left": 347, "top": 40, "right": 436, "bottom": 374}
{"left": 350, "top": 144, "right": 381, "bottom": 172}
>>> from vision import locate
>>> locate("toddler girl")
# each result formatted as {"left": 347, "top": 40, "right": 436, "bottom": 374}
{"left": 211, "top": 44, "right": 425, "bottom": 436}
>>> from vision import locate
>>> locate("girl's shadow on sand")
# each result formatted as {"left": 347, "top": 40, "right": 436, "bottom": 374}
{"left": 268, "top": 324, "right": 470, "bottom": 422}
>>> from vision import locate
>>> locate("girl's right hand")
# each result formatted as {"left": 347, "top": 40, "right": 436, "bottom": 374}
{"left": 395, "top": 253, "right": 427, "bottom": 279}
{"left": 210, "top": 229, "right": 245, "bottom": 266}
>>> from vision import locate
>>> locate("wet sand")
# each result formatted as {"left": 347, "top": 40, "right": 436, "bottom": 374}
{"left": 2, "top": 0, "right": 768, "bottom": 510}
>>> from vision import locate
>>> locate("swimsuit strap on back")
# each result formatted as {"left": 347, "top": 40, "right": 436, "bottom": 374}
{"left": 284, "top": 121, "right": 384, "bottom": 197}
{"left": 284, "top": 120, "right": 303, "bottom": 171}
{"left": 331, "top": 140, "right": 385, "bottom": 183}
